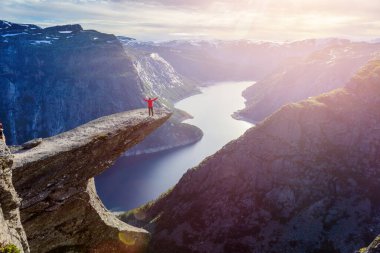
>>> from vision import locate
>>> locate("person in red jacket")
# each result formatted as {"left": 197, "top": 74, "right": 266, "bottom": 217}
{"left": 0, "top": 122, "right": 5, "bottom": 143}
{"left": 144, "top": 97, "right": 158, "bottom": 116}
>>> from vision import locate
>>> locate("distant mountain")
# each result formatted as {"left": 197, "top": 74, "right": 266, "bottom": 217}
{"left": 235, "top": 41, "right": 380, "bottom": 122}
{"left": 128, "top": 38, "right": 350, "bottom": 82}
{"left": 122, "top": 60, "right": 380, "bottom": 253}
{"left": 0, "top": 20, "right": 200, "bottom": 151}
{"left": 370, "top": 38, "right": 380, "bottom": 44}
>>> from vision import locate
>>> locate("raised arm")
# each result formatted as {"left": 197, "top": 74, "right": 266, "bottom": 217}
{"left": 153, "top": 97, "right": 158, "bottom": 101}
{"left": 143, "top": 98, "right": 148, "bottom": 102}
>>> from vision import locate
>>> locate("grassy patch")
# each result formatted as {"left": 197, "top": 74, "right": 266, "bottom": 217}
{"left": 119, "top": 186, "right": 175, "bottom": 230}
{"left": 0, "top": 244, "right": 21, "bottom": 253}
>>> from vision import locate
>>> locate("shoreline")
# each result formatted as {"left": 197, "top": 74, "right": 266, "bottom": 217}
{"left": 123, "top": 131, "right": 203, "bottom": 157}
{"left": 231, "top": 110, "right": 257, "bottom": 124}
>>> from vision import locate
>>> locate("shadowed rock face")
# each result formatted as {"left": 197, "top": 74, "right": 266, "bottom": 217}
{"left": 124, "top": 61, "right": 380, "bottom": 253}
{"left": 11, "top": 109, "right": 171, "bottom": 253}
{"left": 0, "top": 20, "right": 144, "bottom": 145}
{"left": 0, "top": 142, "right": 29, "bottom": 252}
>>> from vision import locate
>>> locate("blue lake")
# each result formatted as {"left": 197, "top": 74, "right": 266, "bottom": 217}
{"left": 95, "top": 81, "right": 254, "bottom": 211}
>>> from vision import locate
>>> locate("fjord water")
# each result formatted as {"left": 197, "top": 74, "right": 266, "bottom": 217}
{"left": 95, "top": 81, "right": 253, "bottom": 211}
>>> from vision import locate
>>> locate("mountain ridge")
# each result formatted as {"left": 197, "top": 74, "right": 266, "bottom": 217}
{"left": 127, "top": 38, "right": 354, "bottom": 83}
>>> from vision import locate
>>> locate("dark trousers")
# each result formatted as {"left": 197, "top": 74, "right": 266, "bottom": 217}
{"left": 148, "top": 107, "right": 154, "bottom": 116}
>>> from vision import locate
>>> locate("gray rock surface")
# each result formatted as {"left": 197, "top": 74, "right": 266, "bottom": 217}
{"left": 123, "top": 61, "right": 380, "bottom": 253}
{"left": 0, "top": 141, "right": 29, "bottom": 252}
{"left": 11, "top": 109, "right": 171, "bottom": 253}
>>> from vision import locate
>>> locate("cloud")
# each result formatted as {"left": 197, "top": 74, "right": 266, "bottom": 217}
{"left": 107, "top": 0, "right": 227, "bottom": 8}
{"left": 1, "top": 0, "right": 379, "bottom": 41}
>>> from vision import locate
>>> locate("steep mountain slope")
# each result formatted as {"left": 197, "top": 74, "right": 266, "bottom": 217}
{"left": 0, "top": 20, "right": 141, "bottom": 144}
{"left": 0, "top": 20, "right": 200, "bottom": 153}
{"left": 120, "top": 37, "right": 199, "bottom": 104}
{"left": 236, "top": 41, "right": 380, "bottom": 122}
{"left": 123, "top": 60, "right": 380, "bottom": 253}
{"left": 128, "top": 38, "right": 350, "bottom": 82}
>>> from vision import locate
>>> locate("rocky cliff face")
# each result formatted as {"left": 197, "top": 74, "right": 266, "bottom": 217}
{"left": 0, "top": 142, "right": 29, "bottom": 252}
{"left": 0, "top": 20, "right": 141, "bottom": 145}
{"left": 119, "top": 38, "right": 199, "bottom": 104}
{"left": 10, "top": 109, "right": 170, "bottom": 253}
{"left": 0, "top": 20, "right": 199, "bottom": 154}
{"left": 236, "top": 41, "right": 380, "bottom": 122}
{"left": 123, "top": 61, "right": 380, "bottom": 253}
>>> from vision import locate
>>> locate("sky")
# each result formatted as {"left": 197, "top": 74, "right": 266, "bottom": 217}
{"left": 1, "top": 0, "right": 380, "bottom": 41}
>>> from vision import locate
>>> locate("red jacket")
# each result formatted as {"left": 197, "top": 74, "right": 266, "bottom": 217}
{"left": 144, "top": 98, "right": 157, "bottom": 107}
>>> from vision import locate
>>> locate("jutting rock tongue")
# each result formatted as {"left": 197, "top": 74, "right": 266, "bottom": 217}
{"left": 11, "top": 109, "right": 171, "bottom": 253}
{"left": 0, "top": 142, "right": 29, "bottom": 252}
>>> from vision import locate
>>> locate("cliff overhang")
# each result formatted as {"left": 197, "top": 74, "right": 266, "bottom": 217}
{"left": 9, "top": 108, "right": 171, "bottom": 252}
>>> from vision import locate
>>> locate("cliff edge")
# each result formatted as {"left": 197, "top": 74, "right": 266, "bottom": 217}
{"left": 11, "top": 108, "right": 171, "bottom": 253}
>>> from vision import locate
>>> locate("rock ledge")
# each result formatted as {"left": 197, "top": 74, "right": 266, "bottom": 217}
{"left": 12, "top": 108, "right": 171, "bottom": 253}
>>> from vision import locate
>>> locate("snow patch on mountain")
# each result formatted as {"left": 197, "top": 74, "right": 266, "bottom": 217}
{"left": 31, "top": 40, "right": 52, "bottom": 45}
{"left": 1, "top": 32, "right": 28, "bottom": 37}
{"left": 150, "top": 53, "right": 167, "bottom": 64}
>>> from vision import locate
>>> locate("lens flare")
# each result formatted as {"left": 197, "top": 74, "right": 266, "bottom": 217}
{"left": 118, "top": 232, "right": 137, "bottom": 246}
